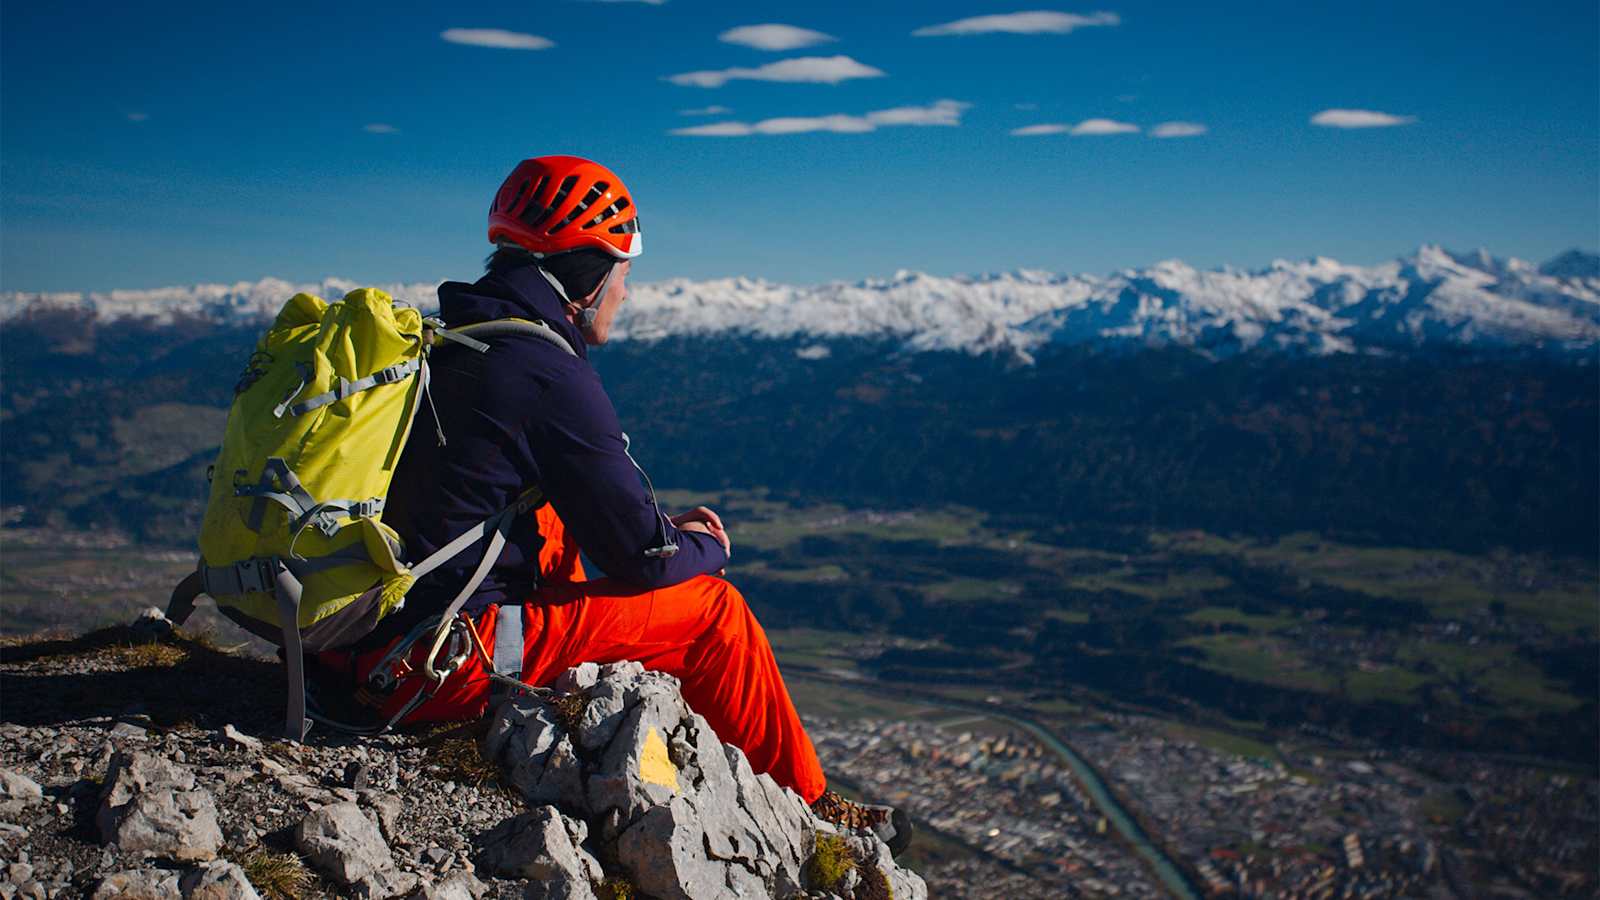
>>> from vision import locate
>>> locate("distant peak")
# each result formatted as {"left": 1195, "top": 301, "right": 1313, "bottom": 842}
{"left": 1539, "top": 249, "right": 1600, "bottom": 280}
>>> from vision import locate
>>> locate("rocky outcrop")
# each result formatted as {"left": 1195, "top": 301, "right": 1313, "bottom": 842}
{"left": 0, "top": 623, "right": 925, "bottom": 899}
{"left": 481, "top": 660, "right": 925, "bottom": 900}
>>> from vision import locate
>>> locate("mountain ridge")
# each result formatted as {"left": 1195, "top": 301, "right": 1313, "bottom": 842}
{"left": 4, "top": 247, "right": 1596, "bottom": 363}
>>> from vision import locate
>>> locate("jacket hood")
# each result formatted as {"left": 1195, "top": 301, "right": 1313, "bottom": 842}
{"left": 436, "top": 264, "right": 589, "bottom": 359}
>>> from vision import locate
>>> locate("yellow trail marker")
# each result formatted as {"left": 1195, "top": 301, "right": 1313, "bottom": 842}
{"left": 639, "top": 727, "right": 680, "bottom": 794}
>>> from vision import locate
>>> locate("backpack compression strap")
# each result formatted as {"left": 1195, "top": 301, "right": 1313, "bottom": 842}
{"left": 164, "top": 561, "right": 310, "bottom": 740}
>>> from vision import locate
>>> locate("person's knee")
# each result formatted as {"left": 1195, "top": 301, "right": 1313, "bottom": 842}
{"left": 698, "top": 576, "right": 759, "bottom": 638}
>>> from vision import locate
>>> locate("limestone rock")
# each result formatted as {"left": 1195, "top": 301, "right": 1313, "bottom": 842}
{"left": 0, "top": 768, "right": 43, "bottom": 805}
{"left": 102, "top": 790, "right": 223, "bottom": 862}
{"left": 402, "top": 870, "right": 488, "bottom": 900}
{"left": 484, "top": 662, "right": 931, "bottom": 900}
{"left": 179, "top": 861, "right": 262, "bottom": 900}
{"left": 846, "top": 833, "right": 928, "bottom": 900}
{"left": 615, "top": 797, "right": 728, "bottom": 900}
{"left": 0, "top": 768, "right": 43, "bottom": 817}
{"left": 95, "top": 752, "right": 220, "bottom": 862}
{"left": 586, "top": 690, "right": 689, "bottom": 825}
{"left": 495, "top": 701, "right": 585, "bottom": 810}
{"left": 92, "top": 868, "right": 182, "bottom": 899}
{"left": 574, "top": 661, "right": 649, "bottom": 753}
{"left": 361, "top": 792, "right": 406, "bottom": 843}
{"left": 479, "top": 807, "right": 601, "bottom": 897}
{"left": 98, "top": 751, "right": 194, "bottom": 812}
{"left": 219, "top": 724, "right": 262, "bottom": 753}
{"left": 553, "top": 662, "right": 600, "bottom": 693}
{"left": 296, "top": 801, "right": 413, "bottom": 898}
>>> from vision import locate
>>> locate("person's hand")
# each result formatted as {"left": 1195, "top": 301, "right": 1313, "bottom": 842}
{"left": 671, "top": 507, "right": 731, "bottom": 559}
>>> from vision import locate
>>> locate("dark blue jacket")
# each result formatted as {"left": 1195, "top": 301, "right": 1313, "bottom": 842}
{"left": 366, "top": 264, "right": 728, "bottom": 645}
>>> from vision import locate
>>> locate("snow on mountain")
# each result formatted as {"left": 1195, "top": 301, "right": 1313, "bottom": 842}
{"left": 617, "top": 245, "right": 1599, "bottom": 360}
{"left": 0, "top": 277, "right": 443, "bottom": 326}
{"left": 3, "top": 247, "right": 1596, "bottom": 361}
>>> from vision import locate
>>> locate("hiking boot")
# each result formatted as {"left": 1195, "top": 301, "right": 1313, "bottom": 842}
{"left": 809, "top": 789, "right": 914, "bottom": 857}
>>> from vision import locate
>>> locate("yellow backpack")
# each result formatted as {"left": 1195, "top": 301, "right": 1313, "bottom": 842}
{"left": 166, "top": 288, "right": 573, "bottom": 738}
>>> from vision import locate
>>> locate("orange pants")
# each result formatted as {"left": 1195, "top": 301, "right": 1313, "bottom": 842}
{"left": 345, "top": 505, "right": 827, "bottom": 803}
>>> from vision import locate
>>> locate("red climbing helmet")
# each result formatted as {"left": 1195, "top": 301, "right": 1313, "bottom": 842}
{"left": 487, "top": 156, "right": 642, "bottom": 259}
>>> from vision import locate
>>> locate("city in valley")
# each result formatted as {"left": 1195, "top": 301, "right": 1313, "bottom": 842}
{"left": 799, "top": 674, "right": 1595, "bottom": 899}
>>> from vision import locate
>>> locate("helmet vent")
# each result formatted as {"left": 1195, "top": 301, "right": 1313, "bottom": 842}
{"left": 603, "top": 198, "right": 636, "bottom": 233}
{"left": 524, "top": 175, "right": 576, "bottom": 228}
{"left": 505, "top": 179, "right": 531, "bottom": 214}
{"left": 548, "top": 182, "right": 609, "bottom": 235}
{"left": 584, "top": 195, "right": 631, "bottom": 230}
{"left": 523, "top": 175, "right": 550, "bottom": 215}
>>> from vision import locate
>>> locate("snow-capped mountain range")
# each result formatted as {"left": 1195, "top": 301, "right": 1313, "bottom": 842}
{"left": 4, "top": 246, "right": 1596, "bottom": 361}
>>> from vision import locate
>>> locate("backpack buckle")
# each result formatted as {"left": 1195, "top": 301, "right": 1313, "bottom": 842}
{"left": 201, "top": 557, "right": 281, "bottom": 597}
{"left": 349, "top": 498, "right": 385, "bottom": 519}
{"left": 313, "top": 512, "right": 343, "bottom": 538}
{"left": 372, "top": 364, "right": 409, "bottom": 385}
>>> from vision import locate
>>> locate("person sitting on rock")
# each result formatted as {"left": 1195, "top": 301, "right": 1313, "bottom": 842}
{"left": 312, "top": 155, "right": 910, "bottom": 855}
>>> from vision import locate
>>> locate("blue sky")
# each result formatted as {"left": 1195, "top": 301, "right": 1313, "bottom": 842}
{"left": 2, "top": 1, "right": 1596, "bottom": 291}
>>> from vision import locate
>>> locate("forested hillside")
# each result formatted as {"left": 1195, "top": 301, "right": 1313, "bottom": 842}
{"left": 2, "top": 309, "right": 1594, "bottom": 556}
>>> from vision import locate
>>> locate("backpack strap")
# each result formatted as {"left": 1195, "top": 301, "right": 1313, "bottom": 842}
{"left": 414, "top": 489, "right": 542, "bottom": 684}
{"left": 166, "top": 572, "right": 203, "bottom": 627}
{"left": 489, "top": 604, "right": 525, "bottom": 704}
{"left": 268, "top": 561, "right": 312, "bottom": 741}
{"left": 429, "top": 317, "right": 578, "bottom": 358}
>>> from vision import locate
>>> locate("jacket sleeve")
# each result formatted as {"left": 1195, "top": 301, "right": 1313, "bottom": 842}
{"left": 528, "top": 364, "right": 729, "bottom": 588}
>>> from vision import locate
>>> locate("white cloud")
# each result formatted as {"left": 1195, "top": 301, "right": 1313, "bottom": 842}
{"left": 1150, "top": 121, "right": 1206, "bottom": 138}
{"left": 914, "top": 10, "right": 1119, "bottom": 37}
{"left": 364, "top": 123, "right": 400, "bottom": 134}
{"left": 671, "top": 99, "right": 970, "bottom": 136}
{"left": 1072, "top": 118, "right": 1139, "bottom": 135}
{"left": 867, "top": 100, "right": 970, "bottom": 126}
{"left": 720, "top": 24, "right": 835, "bottom": 51}
{"left": 672, "top": 122, "right": 759, "bottom": 137}
{"left": 1011, "top": 123, "right": 1069, "bottom": 136}
{"left": 759, "top": 115, "right": 877, "bottom": 134}
{"left": 680, "top": 105, "right": 733, "bottom": 116}
{"left": 1311, "top": 108, "right": 1416, "bottom": 128}
{"left": 440, "top": 28, "right": 554, "bottom": 50}
{"left": 667, "top": 55, "right": 885, "bottom": 88}
{"left": 126, "top": 112, "right": 149, "bottom": 122}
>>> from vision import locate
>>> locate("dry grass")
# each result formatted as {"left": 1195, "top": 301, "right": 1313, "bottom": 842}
{"left": 240, "top": 849, "right": 312, "bottom": 899}
{"left": 174, "top": 627, "right": 237, "bottom": 654}
{"left": 0, "top": 629, "right": 69, "bottom": 649}
{"left": 110, "top": 642, "right": 189, "bottom": 668}
{"left": 855, "top": 860, "right": 893, "bottom": 900}
{"left": 427, "top": 733, "right": 504, "bottom": 790}
{"left": 553, "top": 690, "right": 589, "bottom": 735}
